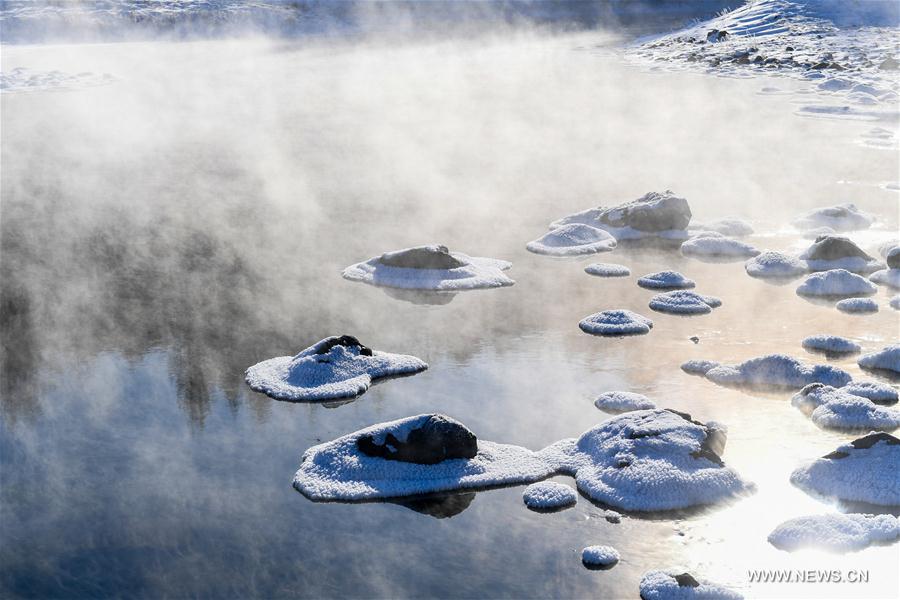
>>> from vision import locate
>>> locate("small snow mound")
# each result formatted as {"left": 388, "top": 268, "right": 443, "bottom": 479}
{"left": 585, "top": 263, "right": 631, "bottom": 278}
{"left": 639, "top": 570, "right": 743, "bottom": 600}
{"left": 638, "top": 271, "right": 695, "bottom": 290}
{"left": 802, "top": 335, "right": 861, "bottom": 355}
{"left": 581, "top": 545, "right": 619, "bottom": 568}
{"left": 793, "top": 204, "right": 875, "bottom": 232}
{"left": 649, "top": 290, "right": 722, "bottom": 315}
{"left": 792, "top": 384, "right": 900, "bottom": 432}
{"left": 690, "top": 218, "right": 754, "bottom": 237}
{"left": 836, "top": 297, "right": 879, "bottom": 314}
{"left": 694, "top": 354, "right": 852, "bottom": 390}
{"left": 594, "top": 391, "right": 656, "bottom": 414}
{"left": 522, "top": 481, "right": 577, "bottom": 511}
{"left": 768, "top": 513, "right": 900, "bottom": 552}
{"left": 796, "top": 269, "right": 878, "bottom": 298}
{"left": 526, "top": 224, "right": 617, "bottom": 256}
{"left": 745, "top": 251, "right": 808, "bottom": 279}
{"left": 579, "top": 309, "right": 653, "bottom": 337}
{"left": 681, "top": 236, "right": 760, "bottom": 260}
{"left": 858, "top": 345, "right": 900, "bottom": 375}
{"left": 869, "top": 269, "right": 900, "bottom": 290}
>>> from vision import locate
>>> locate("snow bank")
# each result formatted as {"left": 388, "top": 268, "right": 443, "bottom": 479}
{"left": 245, "top": 336, "right": 427, "bottom": 401}
{"left": 649, "top": 291, "right": 722, "bottom": 315}
{"left": 581, "top": 545, "right": 619, "bottom": 568}
{"left": 594, "top": 391, "right": 656, "bottom": 414}
{"left": 835, "top": 297, "right": 879, "bottom": 314}
{"left": 796, "top": 269, "right": 878, "bottom": 298}
{"left": 793, "top": 204, "right": 875, "bottom": 232}
{"left": 869, "top": 269, "right": 900, "bottom": 290}
{"left": 637, "top": 271, "right": 695, "bottom": 290}
{"left": 526, "top": 224, "right": 616, "bottom": 256}
{"left": 639, "top": 570, "right": 743, "bottom": 600}
{"left": 686, "top": 355, "right": 852, "bottom": 390}
{"left": 802, "top": 335, "right": 861, "bottom": 355}
{"left": 791, "top": 384, "right": 900, "bottom": 432}
{"left": 522, "top": 481, "right": 577, "bottom": 511}
{"left": 690, "top": 218, "right": 754, "bottom": 237}
{"left": 858, "top": 345, "right": 900, "bottom": 375}
{"left": 768, "top": 513, "right": 900, "bottom": 552}
{"left": 585, "top": 263, "right": 631, "bottom": 278}
{"left": 579, "top": 309, "right": 654, "bottom": 337}
{"left": 550, "top": 191, "right": 692, "bottom": 241}
{"left": 343, "top": 245, "right": 514, "bottom": 291}
{"left": 790, "top": 433, "right": 900, "bottom": 506}
{"left": 799, "top": 235, "right": 883, "bottom": 274}
{"left": 681, "top": 235, "right": 759, "bottom": 260}
{"left": 745, "top": 251, "right": 808, "bottom": 279}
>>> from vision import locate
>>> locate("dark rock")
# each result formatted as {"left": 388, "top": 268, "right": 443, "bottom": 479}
{"left": 805, "top": 235, "right": 872, "bottom": 261}
{"left": 379, "top": 245, "right": 465, "bottom": 270}
{"left": 830, "top": 62, "right": 845, "bottom": 71}
{"left": 706, "top": 29, "right": 728, "bottom": 43}
{"left": 811, "top": 61, "right": 830, "bottom": 70}
{"left": 753, "top": 55, "right": 764, "bottom": 64}
{"left": 596, "top": 190, "right": 692, "bottom": 233}
{"left": 734, "top": 55, "right": 751, "bottom": 65}
{"left": 357, "top": 414, "right": 478, "bottom": 464}
{"left": 313, "top": 335, "right": 373, "bottom": 356}
{"left": 850, "top": 432, "right": 899, "bottom": 450}
{"left": 690, "top": 336, "right": 699, "bottom": 344}
{"left": 675, "top": 573, "right": 701, "bottom": 588}
{"left": 879, "top": 57, "right": 900, "bottom": 71}
{"left": 886, "top": 247, "right": 900, "bottom": 269}
{"left": 396, "top": 492, "right": 476, "bottom": 518}
{"left": 786, "top": 46, "right": 794, "bottom": 52}
{"left": 666, "top": 409, "right": 727, "bottom": 466}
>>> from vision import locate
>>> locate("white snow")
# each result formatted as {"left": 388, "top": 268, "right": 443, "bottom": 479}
{"left": 790, "top": 433, "right": 900, "bottom": 506}
{"left": 796, "top": 269, "right": 878, "bottom": 298}
{"left": 579, "top": 309, "right": 654, "bottom": 336}
{"left": 639, "top": 570, "right": 743, "bottom": 600}
{"left": 835, "top": 297, "right": 879, "bottom": 314}
{"left": 581, "top": 545, "right": 620, "bottom": 568}
{"left": 0, "top": 67, "right": 116, "bottom": 93}
{"left": 768, "top": 513, "right": 900, "bottom": 552}
{"left": 342, "top": 245, "right": 514, "bottom": 291}
{"left": 745, "top": 251, "right": 808, "bottom": 279}
{"left": 649, "top": 290, "right": 722, "bottom": 315}
{"left": 802, "top": 335, "right": 861, "bottom": 354}
{"left": 245, "top": 337, "right": 427, "bottom": 401}
{"left": 526, "top": 224, "right": 617, "bottom": 256}
{"left": 681, "top": 235, "right": 760, "bottom": 260}
{"left": 844, "top": 381, "right": 898, "bottom": 405}
{"left": 637, "top": 271, "right": 695, "bottom": 290}
{"left": 584, "top": 263, "right": 631, "bottom": 278}
{"left": 858, "top": 345, "right": 900, "bottom": 374}
{"left": 686, "top": 354, "right": 853, "bottom": 390}
{"left": 793, "top": 204, "right": 875, "bottom": 232}
{"left": 791, "top": 384, "right": 900, "bottom": 432}
{"left": 522, "top": 481, "right": 577, "bottom": 510}
{"left": 869, "top": 269, "right": 900, "bottom": 290}
{"left": 689, "top": 218, "right": 754, "bottom": 237}
{"left": 594, "top": 391, "right": 656, "bottom": 414}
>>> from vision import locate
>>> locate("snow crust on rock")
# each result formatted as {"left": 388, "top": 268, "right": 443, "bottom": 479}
{"left": 836, "top": 297, "right": 879, "bottom": 314}
{"left": 649, "top": 290, "right": 722, "bottom": 315}
{"left": 793, "top": 204, "right": 875, "bottom": 232}
{"left": 796, "top": 269, "right": 878, "bottom": 298}
{"left": 798, "top": 236, "right": 883, "bottom": 274}
{"left": 245, "top": 336, "right": 427, "bottom": 401}
{"left": 579, "top": 309, "right": 653, "bottom": 336}
{"left": 637, "top": 271, "right": 695, "bottom": 290}
{"left": 891, "top": 295, "right": 900, "bottom": 310}
{"left": 594, "top": 391, "right": 657, "bottom": 414}
{"left": 791, "top": 384, "right": 900, "bottom": 432}
{"left": 869, "top": 268, "right": 900, "bottom": 289}
{"left": 522, "top": 481, "right": 577, "bottom": 510}
{"left": 768, "top": 513, "right": 900, "bottom": 552}
{"left": 681, "top": 235, "right": 760, "bottom": 260}
{"left": 639, "top": 570, "right": 743, "bottom": 600}
{"left": 526, "top": 224, "right": 617, "bottom": 256}
{"left": 581, "top": 545, "right": 619, "bottom": 567}
{"left": 549, "top": 191, "right": 692, "bottom": 241}
{"left": 585, "top": 263, "right": 631, "bottom": 278}
{"left": 342, "top": 245, "right": 514, "bottom": 291}
{"left": 790, "top": 433, "right": 900, "bottom": 506}
{"left": 680, "top": 359, "right": 720, "bottom": 376}
{"left": 802, "top": 335, "right": 861, "bottom": 354}
{"left": 689, "top": 218, "right": 754, "bottom": 237}
{"left": 745, "top": 251, "right": 808, "bottom": 279}
{"left": 858, "top": 345, "right": 900, "bottom": 374}
{"left": 685, "top": 355, "right": 852, "bottom": 390}
{"left": 845, "top": 381, "right": 898, "bottom": 405}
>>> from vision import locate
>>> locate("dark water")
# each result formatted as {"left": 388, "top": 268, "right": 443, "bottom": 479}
{"left": 1, "top": 33, "right": 899, "bottom": 599}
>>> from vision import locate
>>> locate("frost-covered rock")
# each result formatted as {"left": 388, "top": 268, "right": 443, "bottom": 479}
{"left": 793, "top": 204, "right": 875, "bottom": 232}
{"left": 681, "top": 235, "right": 760, "bottom": 260}
{"left": 835, "top": 297, "right": 878, "bottom": 314}
{"left": 745, "top": 251, "right": 808, "bottom": 279}
{"left": 858, "top": 345, "right": 900, "bottom": 375}
{"left": 802, "top": 335, "right": 861, "bottom": 355}
{"left": 639, "top": 570, "right": 743, "bottom": 600}
{"left": 526, "top": 224, "right": 617, "bottom": 256}
{"left": 637, "top": 271, "right": 695, "bottom": 290}
{"left": 550, "top": 191, "right": 692, "bottom": 240}
{"left": 579, "top": 309, "right": 654, "bottom": 337}
{"left": 245, "top": 336, "right": 427, "bottom": 401}
{"left": 594, "top": 391, "right": 657, "bottom": 414}
{"left": 790, "top": 432, "right": 900, "bottom": 506}
{"left": 690, "top": 218, "right": 754, "bottom": 237}
{"left": 649, "top": 290, "right": 722, "bottom": 315}
{"left": 581, "top": 545, "right": 619, "bottom": 568}
{"left": 884, "top": 245, "right": 900, "bottom": 269}
{"left": 869, "top": 268, "right": 900, "bottom": 290}
{"left": 796, "top": 269, "right": 878, "bottom": 298}
{"left": 356, "top": 414, "right": 478, "bottom": 465}
{"left": 799, "top": 235, "right": 883, "bottom": 273}
{"left": 768, "top": 513, "right": 900, "bottom": 552}
{"left": 685, "top": 355, "right": 852, "bottom": 390}
{"left": 585, "top": 263, "right": 631, "bottom": 278}
{"left": 522, "top": 481, "right": 577, "bottom": 511}
{"left": 845, "top": 381, "right": 898, "bottom": 405}
{"left": 791, "top": 384, "right": 900, "bottom": 432}
{"left": 342, "top": 245, "right": 514, "bottom": 291}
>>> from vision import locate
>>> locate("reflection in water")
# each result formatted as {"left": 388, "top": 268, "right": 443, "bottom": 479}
{"left": 381, "top": 287, "right": 459, "bottom": 306}
{"left": 394, "top": 491, "right": 477, "bottom": 519}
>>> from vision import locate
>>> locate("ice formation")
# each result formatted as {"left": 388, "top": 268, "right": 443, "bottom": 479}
{"left": 526, "top": 224, "right": 617, "bottom": 256}
{"left": 245, "top": 336, "right": 427, "bottom": 401}
{"left": 549, "top": 191, "right": 692, "bottom": 241}
{"left": 637, "top": 271, "right": 695, "bottom": 290}
{"left": 522, "top": 481, "right": 577, "bottom": 511}
{"left": 649, "top": 291, "right": 722, "bottom": 315}
{"left": 768, "top": 513, "right": 900, "bottom": 552}
{"left": 835, "top": 297, "right": 878, "bottom": 314}
{"left": 342, "top": 245, "right": 514, "bottom": 291}
{"left": 869, "top": 268, "right": 900, "bottom": 290}
{"left": 579, "top": 310, "right": 654, "bottom": 337}
{"left": 791, "top": 384, "right": 900, "bottom": 432}
{"left": 689, "top": 218, "right": 753, "bottom": 237}
{"left": 792, "top": 204, "right": 875, "bottom": 232}
{"left": 799, "top": 235, "right": 883, "bottom": 274}
{"left": 745, "top": 251, "right": 807, "bottom": 279}
{"left": 795, "top": 269, "right": 878, "bottom": 298}
{"left": 585, "top": 263, "right": 631, "bottom": 278}
{"left": 858, "top": 345, "right": 900, "bottom": 375}
{"left": 639, "top": 570, "right": 743, "bottom": 600}
{"left": 581, "top": 545, "right": 619, "bottom": 568}
{"left": 594, "top": 391, "right": 657, "bottom": 414}
{"left": 680, "top": 234, "right": 760, "bottom": 260}
{"left": 683, "top": 355, "right": 852, "bottom": 390}
{"left": 790, "top": 432, "right": 900, "bottom": 506}
{"left": 801, "top": 335, "right": 860, "bottom": 355}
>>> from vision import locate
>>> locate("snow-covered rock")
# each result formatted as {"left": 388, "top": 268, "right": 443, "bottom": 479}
{"left": 802, "top": 335, "right": 861, "bottom": 355}
{"left": 791, "top": 432, "right": 900, "bottom": 506}
{"left": 594, "top": 391, "right": 656, "bottom": 414}
{"left": 522, "top": 481, "right": 577, "bottom": 511}
{"left": 858, "top": 345, "right": 900, "bottom": 375}
{"left": 550, "top": 191, "right": 692, "bottom": 241}
{"left": 637, "top": 271, "right": 695, "bottom": 290}
{"left": 585, "top": 263, "right": 631, "bottom": 278}
{"left": 579, "top": 309, "right": 654, "bottom": 337}
{"left": 883, "top": 244, "right": 900, "bottom": 268}
{"left": 799, "top": 235, "right": 883, "bottom": 273}
{"left": 681, "top": 235, "right": 760, "bottom": 260}
{"left": 844, "top": 381, "right": 898, "bottom": 405}
{"left": 796, "top": 269, "right": 878, "bottom": 298}
{"left": 869, "top": 268, "right": 900, "bottom": 290}
{"left": 745, "top": 251, "right": 808, "bottom": 279}
{"left": 649, "top": 290, "right": 722, "bottom": 315}
{"left": 681, "top": 359, "right": 720, "bottom": 376}
{"left": 526, "top": 224, "right": 617, "bottom": 256}
{"left": 835, "top": 297, "right": 879, "bottom": 314}
{"left": 690, "top": 218, "right": 754, "bottom": 237}
{"left": 245, "top": 335, "right": 427, "bottom": 401}
{"left": 356, "top": 414, "right": 478, "bottom": 465}
{"left": 639, "top": 570, "right": 743, "bottom": 600}
{"left": 768, "top": 513, "right": 900, "bottom": 552}
{"left": 684, "top": 354, "right": 853, "bottom": 390}
{"left": 892, "top": 295, "right": 900, "bottom": 310}
{"left": 581, "top": 545, "right": 619, "bottom": 568}
{"left": 342, "top": 245, "right": 514, "bottom": 291}
{"left": 793, "top": 204, "right": 875, "bottom": 232}
{"left": 791, "top": 384, "right": 900, "bottom": 432}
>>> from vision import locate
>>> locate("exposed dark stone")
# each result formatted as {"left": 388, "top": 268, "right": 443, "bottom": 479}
{"left": 786, "top": 46, "right": 794, "bottom": 52}
{"left": 313, "top": 335, "right": 373, "bottom": 356}
{"left": 596, "top": 191, "right": 692, "bottom": 233}
{"left": 666, "top": 409, "right": 727, "bottom": 466}
{"left": 706, "top": 29, "right": 728, "bottom": 43}
{"left": 879, "top": 57, "right": 900, "bottom": 71}
{"left": 675, "top": 573, "right": 700, "bottom": 588}
{"left": 887, "top": 247, "right": 900, "bottom": 269}
{"left": 805, "top": 235, "right": 872, "bottom": 261}
{"left": 690, "top": 336, "right": 700, "bottom": 344}
{"left": 823, "top": 450, "right": 849, "bottom": 460}
{"left": 357, "top": 414, "right": 478, "bottom": 465}
{"left": 811, "top": 61, "right": 830, "bottom": 70}
{"left": 850, "top": 432, "right": 900, "bottom": 450}
{"left": 379, "top": 245, "right": 465, "bottom": 270}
